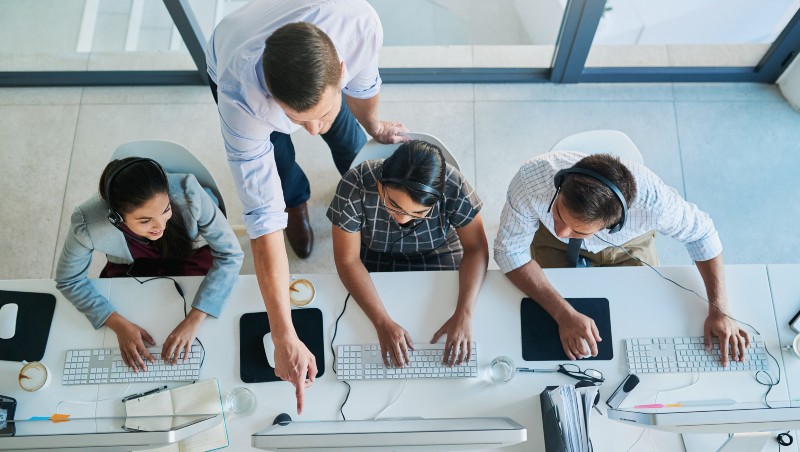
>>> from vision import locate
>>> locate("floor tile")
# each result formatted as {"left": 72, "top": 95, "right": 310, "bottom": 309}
{"left": 379, "top": 84, "right": 474, "bottom": 103}
{"left": 673, "top": 83, "right": 786, "bottom": 102}
{"left": 475, "top": 100, "right": 685, "bottom": 267}
{"left": 81, "top": 86, "right": 212, "bottom": 104}
{"left": 0, "top": 105, "right": 78, "bottom": 279}
{"left": 379, "top": 46, "right": 473, "bottom": 68}
{"left": 474, "top": 83, "right": 674, "bottom": 102}
{"left": 676, "top": 101, "right": 800, "bottom": 264}
{"left": 0, "top": 88, "right": 82, "bottom": 105}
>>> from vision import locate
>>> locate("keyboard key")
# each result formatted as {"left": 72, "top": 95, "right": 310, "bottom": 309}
{"left": 335, "top": 342, "right": 478, "bottom": 380}
{"left": 625, "top": 335, "right": 768, "bottom": 374}
{"left": 63, "top": 345, "right": 203, "bottom": 385}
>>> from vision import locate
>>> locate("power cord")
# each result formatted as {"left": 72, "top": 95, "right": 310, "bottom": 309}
{"left": 125, "top": 265, "right": 206, "bottom": 368}
{"left": 55, "top": 383, "right": 132, "bottom": 414}
{"left": 595, "top": 236, "right": 782, "bottom": 407}
{"left": 330, "top": 293, "right": 351, "bottom": 420}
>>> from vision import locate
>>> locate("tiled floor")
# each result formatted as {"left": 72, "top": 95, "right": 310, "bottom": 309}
{"left": 1, "top": 82, "right": 798, "bottom": 281}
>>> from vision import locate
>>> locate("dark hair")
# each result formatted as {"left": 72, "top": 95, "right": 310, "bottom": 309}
{"left": 560, "top": 154, "right": 637, "bottom": 228}
{"left": 381, "top": 140, "right": 446, "bottom": 207}
{"left": 263, "top": 22, "right": 341, "bottom": 112}
{"left": 99, "top": 158, "right": 194, "bottom": 259}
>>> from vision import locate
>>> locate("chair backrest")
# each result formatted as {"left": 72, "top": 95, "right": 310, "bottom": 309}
{"left": 111, "top": 140, "right": 226, "bottom": 215}
{"left": 349, "top": 132, "right": 461, "bottom": 170}
{"left": 549, "top": 130, "right": 644, "bottom": 165}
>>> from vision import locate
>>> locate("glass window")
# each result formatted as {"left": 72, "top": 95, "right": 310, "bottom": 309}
{"left": 586, "top": 0, "right": 800, "bottom": 68}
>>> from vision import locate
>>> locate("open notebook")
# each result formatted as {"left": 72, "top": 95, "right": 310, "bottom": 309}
{"left": 125, "top": 379, "right": 228, "bottom": 452}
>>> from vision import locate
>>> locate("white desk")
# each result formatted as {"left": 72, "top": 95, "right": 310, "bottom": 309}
{"left": 768, "top": 264, "right": 800, "bottom": 402}
{"left": 0, "top": 266, "right": 792, "bottom": 451}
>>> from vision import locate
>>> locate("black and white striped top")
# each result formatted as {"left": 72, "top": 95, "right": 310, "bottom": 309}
{"left": 327, "top": 160, "right": 482, "bottom": 272}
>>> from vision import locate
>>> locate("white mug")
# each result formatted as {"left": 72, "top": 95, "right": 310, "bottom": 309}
{"left": 18, "top": 361, "right": 51, "bottom": 392}
{"left": 782, "top": 334, "right": 800, "bottom": 359}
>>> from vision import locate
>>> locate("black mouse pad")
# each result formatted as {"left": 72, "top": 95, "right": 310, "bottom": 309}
{"left": 520, "top": 297, "right": 613, "bottom": 361}
{"left": 239, "top": 308, "right": 325, "bottom": 383}
{"left": 0, "top": 290, "right": 56, "bottom": 362}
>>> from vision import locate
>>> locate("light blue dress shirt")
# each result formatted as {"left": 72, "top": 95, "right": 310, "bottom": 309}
{"left": 206, "top": 0, "right": 383, "bottom": 239}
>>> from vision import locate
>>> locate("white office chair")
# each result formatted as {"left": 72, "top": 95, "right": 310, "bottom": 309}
{"left": 349, "top": 132, "right": 461, "bottom": 170}
{"left": 111, "top": 140, "right": 228, "bottom": 216}
{"left": 549, "top": 130, "right": 644, "bottom": 164}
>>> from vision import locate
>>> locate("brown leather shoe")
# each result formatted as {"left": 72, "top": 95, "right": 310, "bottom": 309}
{"left": 285, "top": 203, "right": 313, "bottom": 259}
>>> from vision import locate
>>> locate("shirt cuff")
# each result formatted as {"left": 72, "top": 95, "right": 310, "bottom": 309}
{"left": 343, "top": 77, "right": 382, "bottom": 100}
{"left": 685, "top": 231, "right": 723, "bottom": 262}
{"left": 244, "top": 208, "right": 288, "bottom": 239}
{"left": 494, "top": 248, "right": 533, "bottom": 274}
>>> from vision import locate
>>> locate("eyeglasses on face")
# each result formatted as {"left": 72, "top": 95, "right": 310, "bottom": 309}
{"left": 381, "top": 188, "right": 434, "bottom": 220}
{"left": 557, "top": 363, "right": 605, "bottom": 384}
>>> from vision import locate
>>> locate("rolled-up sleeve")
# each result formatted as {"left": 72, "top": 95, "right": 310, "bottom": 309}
{"left": 493, "top": 170, "right": 542, "bottom": 273}
{"left": 55, "top": 207, "right": 116, "bottom": 329}
{"left": 342, "top": 14, "right": 382, "bottom": 100}
{"left": 218, "top": 93, "right": 288, "bottom": 239}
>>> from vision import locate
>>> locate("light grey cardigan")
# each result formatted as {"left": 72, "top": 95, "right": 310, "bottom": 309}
{"left": 55, "top": 173, "right": 244, "bottom": 329}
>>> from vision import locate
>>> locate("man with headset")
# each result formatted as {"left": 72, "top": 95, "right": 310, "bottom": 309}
{"left": 494, "top": 151, "right": 750, "bottom": 366}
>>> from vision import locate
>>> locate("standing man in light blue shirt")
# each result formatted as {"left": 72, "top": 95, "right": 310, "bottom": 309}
{"left": 206, "top": 0, "right": 407, "bottom": 414}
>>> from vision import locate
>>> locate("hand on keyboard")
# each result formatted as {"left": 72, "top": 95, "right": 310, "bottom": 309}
{"left": 375, "top": 319, "right": 415, "bottom": 368}
{"left": 704, "top": 312, "right": 751, "bottom": 366}
{"left": 557, "top": 309, "right": 602, "bottom": 360}
{"left": 430, "top": 313, "right": 473, "bottom": 366}
{"left": 162, "top": 309, "right": 206, "bottom": 364}
{"left": 105, "top": 313, "right": 156, "bottom": 372}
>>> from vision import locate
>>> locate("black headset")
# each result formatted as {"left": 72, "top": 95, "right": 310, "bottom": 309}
{"left": 104, "top": 157, "right": 167, "bottom": 226}
{"left": 380, "top": 178, "right": 443, "bottom": 201}
{"left": 547, "top": 166, "right": 628, "bottom": 234}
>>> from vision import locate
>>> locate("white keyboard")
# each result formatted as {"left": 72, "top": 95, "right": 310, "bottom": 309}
{"left": 335, "top": 342, "right": 478, "bottom": 380}
{"left": 624, "top": 336, "right": 769, "bottom": 374}
{"left": 62, "top": 345, "right": 203, "bottom": 385}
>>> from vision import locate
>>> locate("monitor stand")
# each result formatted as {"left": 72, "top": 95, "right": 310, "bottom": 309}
{"left": 682, "top": 432, "right": 771, "bottom": 452}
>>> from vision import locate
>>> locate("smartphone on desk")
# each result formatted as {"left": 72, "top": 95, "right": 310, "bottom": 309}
{"left": 0, "top": 395, "right": 17, "bottom": 437}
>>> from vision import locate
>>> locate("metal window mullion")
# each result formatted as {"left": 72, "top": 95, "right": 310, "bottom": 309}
{"left": 551, "top": 0, "right": 607, "bottom": 83}
{"left": 755, "top": 7, "right": 800, "bottom": 82}
{"left": 162, "top": 0, "right": 208, "bottom": 83}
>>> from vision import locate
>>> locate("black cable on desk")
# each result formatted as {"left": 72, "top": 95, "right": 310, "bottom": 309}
{"left": 330, "top": 293, "right": 352, "bottom": 420}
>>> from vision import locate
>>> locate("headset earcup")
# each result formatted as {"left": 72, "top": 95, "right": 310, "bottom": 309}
{"left": 553, "top": 169, "right": 567, "bottom": 190}
{"left": 108, "top": 209, "right": 122, "bottom": 225}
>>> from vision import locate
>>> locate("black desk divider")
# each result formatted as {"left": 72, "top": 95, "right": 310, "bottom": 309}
{"left": 0, "top": 290, "right": 56, "bottom": 362}
{"left": 239, "top": 308, "right": 325, "bottom": 383}
{"left": 521, "top": 297, "right": 613, "bottom": 361}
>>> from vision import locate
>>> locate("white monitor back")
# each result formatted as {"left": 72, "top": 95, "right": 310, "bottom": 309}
{"left": 608, "top": 403, "right": 800, "bottom": 434}
{"left": 0, "top": 415, "right": 220, "bottom": 451}
{"left": 251, "top": 417, "right": 526, "bottom": 451}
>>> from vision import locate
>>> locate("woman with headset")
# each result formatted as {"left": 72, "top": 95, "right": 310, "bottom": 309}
{"left": 327, "top": 140, "right": 488, "bottom": 369}
{"left": 56, "top": 157, "right": 243, "bottom": 372}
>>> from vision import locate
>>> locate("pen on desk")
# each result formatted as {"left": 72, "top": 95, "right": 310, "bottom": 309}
{"left": 121, "top": 385, "right": 168, "bottom": 403}
{"left": 516, "top": 368, "right": 558, "bottom": 373}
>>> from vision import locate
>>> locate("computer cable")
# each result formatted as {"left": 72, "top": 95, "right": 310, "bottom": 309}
{"left": 54, "top": 383, "right": 132, "bottom": 415}
{"left": 373, "top": 379, "right": 408, "bottom": 420}
{"left": 125, "top": 265, "right": 206, "bottom": 368}
{"left": 595, "top": 236, "right": 782, "bottom": 408}
{"left": 330, "top": 292, "right": 352, "bottom": 420}
{"left": 778, "top": 431, "right": 793, "bottom": 448}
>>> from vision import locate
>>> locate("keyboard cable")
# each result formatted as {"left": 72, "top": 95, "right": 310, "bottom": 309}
{"left": 125, "top": 264, "right": 206, "bottom": 368}
{"left": 330, "top": 292, "right": 352, "bottom": 420}
{"left": 595, "top": 236, "right": 781, "bottom": 408}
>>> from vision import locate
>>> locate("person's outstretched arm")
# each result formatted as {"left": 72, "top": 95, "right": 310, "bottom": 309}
{"left": 345, "top": 94, "right": 408, "bottom": 144}
{"left": 252, "top": 232, "right": 317, "bottom": 414}
{"left": 430, "top": 213, "right": 488, "bottom": 366}
{"left": 331, "top": 226, "right": 414, "bottom": 368}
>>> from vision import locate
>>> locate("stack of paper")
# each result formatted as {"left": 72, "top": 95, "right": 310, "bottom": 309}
{"left": 547, "top": 384, "right": 600, "bottom": 452}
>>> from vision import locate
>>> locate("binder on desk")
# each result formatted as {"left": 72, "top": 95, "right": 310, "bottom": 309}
{"left": 540, "top": 384, "right": 599, "bottom": 452}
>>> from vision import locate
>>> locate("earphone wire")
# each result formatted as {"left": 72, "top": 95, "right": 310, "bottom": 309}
{"left": 594, "top": 235, "right": 781, "bottom": 407}
{"left": 124, "top": 264, "right": 205, "bottom": 368}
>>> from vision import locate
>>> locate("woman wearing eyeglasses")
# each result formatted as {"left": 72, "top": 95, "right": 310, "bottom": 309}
{"left": 327, "top": 140, "right": 488, "bottom": 369}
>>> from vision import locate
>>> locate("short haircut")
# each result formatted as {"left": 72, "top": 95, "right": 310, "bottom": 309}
{"left": 560, "top": 154, "right": 637, "bottom": 228}
{"left": 263, "top": 22, "right": 341, "bottom": 112}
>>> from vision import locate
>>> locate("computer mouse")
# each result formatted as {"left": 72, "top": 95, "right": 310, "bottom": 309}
{"left": 263, "top": 332, "right": 276, "bottom": 368}
{"left": 0, "top": 303, "right": 18, "bottom": 340}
